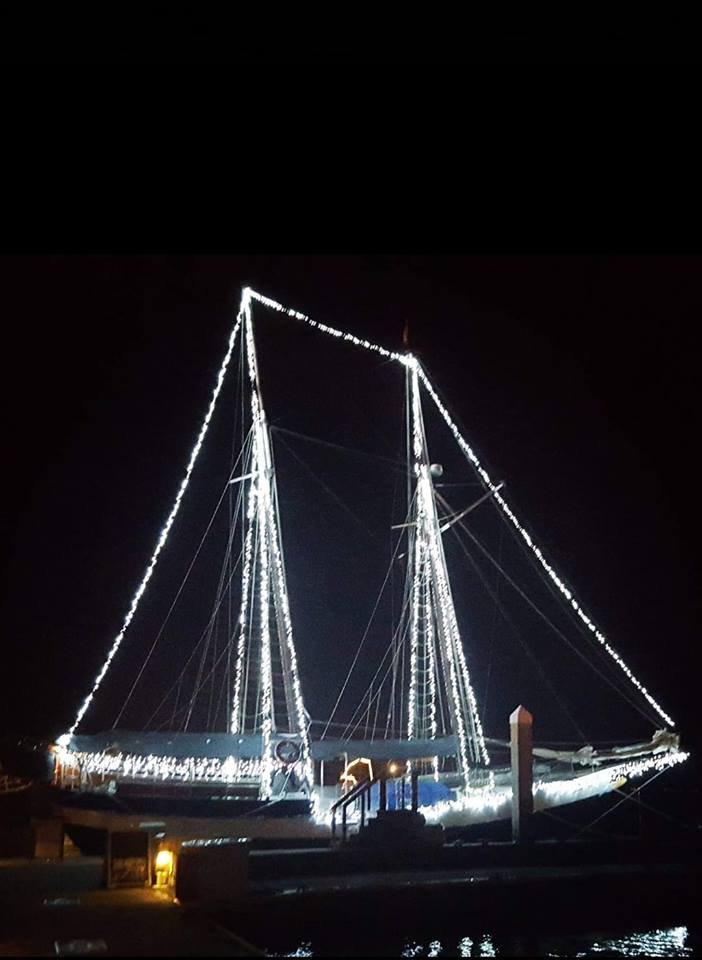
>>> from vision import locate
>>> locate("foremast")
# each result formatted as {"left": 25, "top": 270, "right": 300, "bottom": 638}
{"left": 230, "top": 302, "right": 313, "bottom": 798}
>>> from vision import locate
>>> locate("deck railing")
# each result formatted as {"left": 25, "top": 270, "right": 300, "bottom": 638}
{"left": 330, "top": 770, "right": 420, "bottom": 842}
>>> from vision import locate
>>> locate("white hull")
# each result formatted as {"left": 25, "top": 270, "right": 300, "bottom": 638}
{"left": 61, "top": 804, "right": 331, "bottom": 842}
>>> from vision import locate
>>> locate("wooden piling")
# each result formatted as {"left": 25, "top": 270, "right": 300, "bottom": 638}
{"left": 510, "top": 705, "right": 534, "bottom": 844}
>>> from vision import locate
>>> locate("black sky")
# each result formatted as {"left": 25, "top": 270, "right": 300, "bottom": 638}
{"left": 1, "top": 255, "right": 699, "bottom": 755}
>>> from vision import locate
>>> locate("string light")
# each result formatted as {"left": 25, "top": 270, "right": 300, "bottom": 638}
{"left": 409, "top": 363, "right": 490, "bottom": 789}
{"left": 56, "top": 748, "right": 265, "bottom": 784}
{"left": 426, "top": 586, "right": 439, "bottom": 781}
{"left": 59, "top": 292, "right": 250, "bottom": 744}
{"left": 420, "top": 749, "right": 688, "bottom": 826}
{"left": 248, "top": 288, "right": 406, "bottom": 364}
{"left": 416, "top": 365, "right": 675, "bottom": 729}
{"left": 229, "top": 474, "right": 257, "bottom": 738}
{"left": 58, "top": 283, "right": 678, "bottom": 816}
{"left": 247, "top": 288, "right": 674, "bottom": 730}
{"left": 238, "top": 304, "right": 314, "bottom": 797}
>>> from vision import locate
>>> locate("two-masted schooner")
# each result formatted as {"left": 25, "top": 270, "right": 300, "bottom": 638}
{"left": 51, "top": 287, "right": 687, "bottom": 839}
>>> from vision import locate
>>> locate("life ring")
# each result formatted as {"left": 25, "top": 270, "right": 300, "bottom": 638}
{"left": 274, "top": 740, "right": 301, "bottom": 765}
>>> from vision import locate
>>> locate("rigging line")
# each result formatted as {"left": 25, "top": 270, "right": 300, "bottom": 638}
{"left": 321, "top": 526, "right": 409, "bottom": 739}
{"left": 343, "top": 623, "right": 411, "bottom": 741}
{"left": 436, "top": 490, "right": 659, "bottom": 728}
{"left": 214, "top": 648, "right": 232, "bottom": 730}
{"left": 371, "top": 670, "right": 383, "bottom": 741}
{"left": 386, "top": 563, "right": 412, "bottom": 736}
{"left": 179, "top": 458, "right": 249, "bottom": 732}
{"left": 572, "top": 767, "right": 668, "bottom": 840}
{"left": 612, "top": 784, "right": 696, "bottom": 833}
{"left": 273, "top": 431, "right": 378, "bottom": 539}
{"left": 341, "top": 603, "right": 411, "bottom": 740}
{"left": 249, "top": 288, "right": 673, "bottom": 727}
{"left": 481, "top": 521, "right": 505, "bottom": 725}
{"left": 142, "top": 542, "right": 245, "bottom": 729}
{"left": 185, "top": 481, "right": 246, "bottom": 731}
{"left": 169, "top": 676, "right": 182, "bottom": 730}
{"left": 112, "top": 438, "right": 251, "bottom": 727}
{"left": 385, "top": 383, "right": 406, "bottom": 741}
{"left": 66, "top": 295, "right": 248, "bottom": 739}
{"left": 227, "top": 341, "right": 245, "bottom": 729}
{"left": 309, "top": 718, "right": 407, "bottom": 737}
{"left": 338, "top": 590, "right": 412, "bottom": 740}
{"left": 539, "top": 807, "right": 612, "bottom": 839}
{"left": 185, "top": 470, "right": 248, "bottom": 732}
{"left": 417, "top": 359, "right": 674, "bottom": 729}
{"left": 501, "top": 507, "right": 649, "bottom": 699}
{"left": 155, "top": 636, "right": 239, "bottom": 730}
{"left": 271, "top": 426, "right": 410, "bottom": 474}
{"left": 448, "top": 521, "right": 585, "bottom": 740}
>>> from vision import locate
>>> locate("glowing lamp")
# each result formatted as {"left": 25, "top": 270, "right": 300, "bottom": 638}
{"left": 155, "top": 849, "right": 174, "bottom": 872}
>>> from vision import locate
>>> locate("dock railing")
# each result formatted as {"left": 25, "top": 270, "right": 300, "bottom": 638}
{"left": 330, "top": 770, "right": 420, "bottom": 842}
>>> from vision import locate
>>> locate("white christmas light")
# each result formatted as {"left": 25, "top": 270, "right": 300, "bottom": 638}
{"left": 229, "top": 476, "right": 257, "bottom": 738}
{"left": 248, "top": 288, "right": 406, "bottom": 364}
{"left": 247, "top": 288, "right": 674, "bottom": 730}
{"left": 415, "top": 365, "right": 675, "bottom": 729}
{"left": 419, "top": 748, "right": 688, "bottom": 826}
{"left": 63, "top": 292, "right": 250, "bottom": 740}
{"left": 426, "top": 586, "right": 439, "bottom": 781}
{"left": 234, "top": 305, "right": 314, "bottom": 797}
{"left": 55, "top": 747, "right": 275, "bottom": 785}
{"left": 409, "top": 364, "right": 490, "bottom": 789}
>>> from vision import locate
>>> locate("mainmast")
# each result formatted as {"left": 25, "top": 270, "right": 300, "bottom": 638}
{"left": 406, "top": 358, "right": 490, "bottom": 791}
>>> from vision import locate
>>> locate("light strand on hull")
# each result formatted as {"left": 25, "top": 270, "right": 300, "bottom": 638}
{"left": 247, "top": 288, "right": 674, "bottom": 730}
{"left": 419, "top": 749, "right": 689, "bottom": 825}
{"left": 60, "top": 293, "right": 249, "bottom": 744}
{"left": 56, "top": 748, "right": 269, "bottom": 785}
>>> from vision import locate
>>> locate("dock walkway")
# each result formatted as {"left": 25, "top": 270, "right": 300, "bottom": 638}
{"left": 0, "top": 859, "right": 260, "bottom": 957}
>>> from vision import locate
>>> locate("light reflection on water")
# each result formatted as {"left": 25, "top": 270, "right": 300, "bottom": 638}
{"left": 279, "top": 925, "right": 692, "bottom": 957}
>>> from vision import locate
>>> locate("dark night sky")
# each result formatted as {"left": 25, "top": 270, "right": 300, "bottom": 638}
{"left": 1, "top": 256, "right": 699, "bottom": 757}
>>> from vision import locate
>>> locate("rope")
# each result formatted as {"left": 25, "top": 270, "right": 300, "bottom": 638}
{"left": 343, "top": 624, "right": 410, "bottom": 741}
{"left": 481, "top": 521, "right": 504, "bottom": 725}
{"left": 142, "top": 543, "right": 245, "bottom": 729}
{"left": 339, "top": 595, "right": 411, "bottom": 740}
{"left": 112, "top": 439, "right": 250, "bottom": 728}
{"left": 502, "top": 508, "right": 655, "bottom": 703}
{"left": 273, "top": 430, "right": 376, "bottom": 538}
{"left": 572, "top": 767, "right": 668, "bottom": 839}
{"left": 272, "top": 425, "right": 409, "bottom": 475}
{"left": 437, "top": 491, "right": 659, "bottom": 728}
{"left": 447, "top": 519, "right": 586, "bottom": 741}
{"left": 321, "top": 529, "right": 407, "bottom": 739}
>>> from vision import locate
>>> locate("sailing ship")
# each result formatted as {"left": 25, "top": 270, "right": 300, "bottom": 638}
{"left": 49, "top": 287, "right": 687, "bottom": 839}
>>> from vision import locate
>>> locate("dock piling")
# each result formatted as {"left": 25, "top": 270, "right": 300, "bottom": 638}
{"left": 510, "top": 705, "right": 534, "bottom": 844}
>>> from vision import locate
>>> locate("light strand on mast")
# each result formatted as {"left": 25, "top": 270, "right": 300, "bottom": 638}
{"left": 247, "top": 287, "right": 674, "bottom": 730}
{"left": 61, "top": 291, "right": 249, "bottom": 742}
{"left": 243, "top": 304, "right": 314, "bottom": 794}
{"left": 256, "top": 428, "right": 274, "bottom": 800}
{"left": 230, "top": 452, "right": 257, "bottom": 737}
{"left": 410, "top": 363, "right": 484, "bottom": 790}
{"left": 266, "top": 480, "right": 315, "bottom": 787}
{"left": 425, "top": 578, "right": 439, "bottom": 780}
